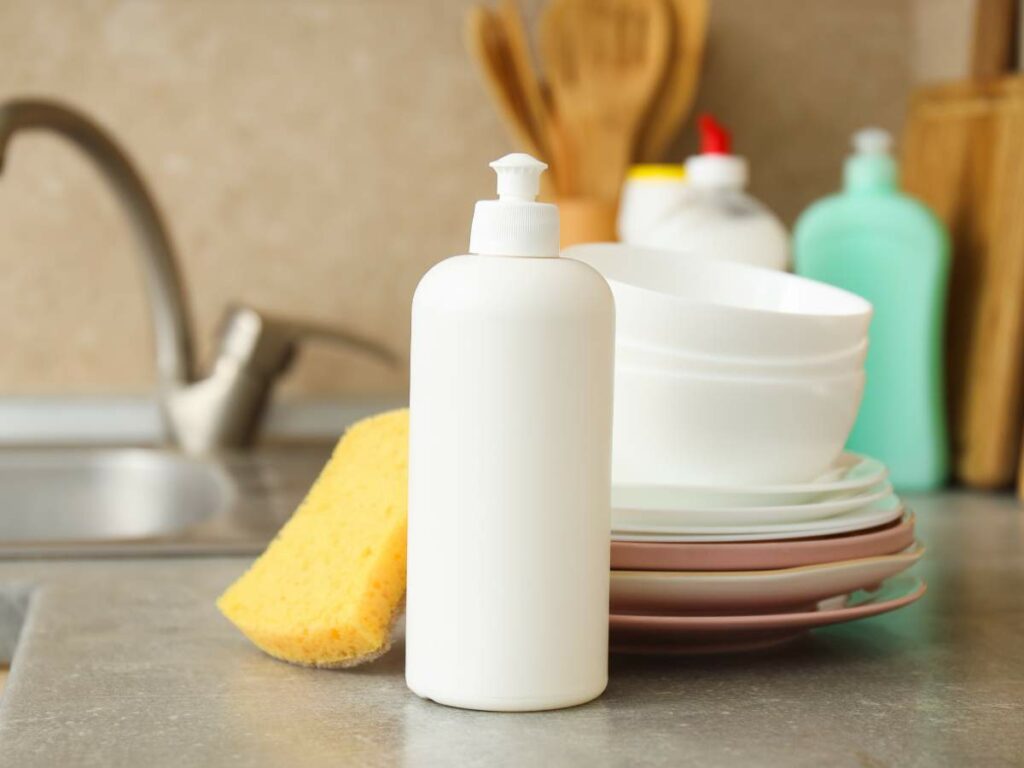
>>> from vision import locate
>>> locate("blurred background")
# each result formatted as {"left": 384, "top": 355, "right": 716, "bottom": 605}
{"left": 0, "top": 0, "right": 982, "bottom": 402}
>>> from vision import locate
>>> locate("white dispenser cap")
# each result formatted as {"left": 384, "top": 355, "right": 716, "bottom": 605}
{"left": 853, "top": 127, "right": 893, "bottom": 155}
{"left": 469, "top": 153, "right": 559, "bottom": 258}
{"left": 685, "top": 154, "right": 749, "bottom": 188}
{"left": 685, "top": 114, "right": 748, "bottom": 189}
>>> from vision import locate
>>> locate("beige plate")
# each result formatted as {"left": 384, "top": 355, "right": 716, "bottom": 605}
{"left": 611, "top": 544, "right": 924, "bottom": 614}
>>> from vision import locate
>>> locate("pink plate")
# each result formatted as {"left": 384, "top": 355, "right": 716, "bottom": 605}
{"left": 612, "top": 630, "right": 806, "bottom": 656}
{"left": 610, "top": 513, "right": 915, "bottom": 572}
{"left": 610, "top": 575, "right": 926, "bottom": 654}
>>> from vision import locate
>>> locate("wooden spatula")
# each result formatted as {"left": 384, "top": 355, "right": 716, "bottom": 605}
{"left": 638, "top": 0, "right": 709, "bottom": 161}
{"left": 540, "top": 0, "right": 672, "bottom": 200}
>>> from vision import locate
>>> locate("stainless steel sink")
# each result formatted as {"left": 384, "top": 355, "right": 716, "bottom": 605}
{"left": 0, "top": 450, "right": 230, "bottom": 540}
{"left": 0, "top": 99, "right": 397, "bottom": 558}
{"left": 0, "top": 446, "right": 329, "bottom": 558}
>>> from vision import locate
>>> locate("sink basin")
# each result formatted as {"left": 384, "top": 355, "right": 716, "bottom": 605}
{"left": 0, "top": 450, "right": 231, "bottom": 541}
{"left": 0, "top": 447, "right": 328, "bottom": 558}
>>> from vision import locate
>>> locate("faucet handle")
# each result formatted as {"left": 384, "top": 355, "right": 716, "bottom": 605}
{"left": 217, "top": 305, "right": 399, "bottom": 378}
{"left": 167, "top": 305, "right": 400, "bottom": 454}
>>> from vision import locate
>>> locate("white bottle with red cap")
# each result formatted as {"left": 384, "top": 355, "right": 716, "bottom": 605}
{"left": 406, "top": 153, "right": 615, "bottom": 711}
{"left": 628, "top": 115, "right": 790, "bottom": 271}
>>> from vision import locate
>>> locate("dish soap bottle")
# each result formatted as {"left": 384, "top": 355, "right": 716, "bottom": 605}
{"left": 794, "top": 128, "right": 950, "bottom": 490}
{"left": 406, "top": 154, "right": 615, "bottom": 711}
{"left": 628, "top": 114, "right": 789, "bottom": 270}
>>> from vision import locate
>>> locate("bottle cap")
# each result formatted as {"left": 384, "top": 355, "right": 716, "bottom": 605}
{"left": 844, "top": 127, "right": 898, "bottom": 192}
{"left": 469, "top": 153, "right": 559, "bottom": 258}
{"left": 853, "top": 128, "right": 893, "bottom": 155}
{"left": 685, "top": 113, "right": 748, "bottom": 189}
{"left": 627, "top": 164, "right": 686, "bottom": 182}
{"left": 699, "top": 114, "right": 731, "bottom": 154}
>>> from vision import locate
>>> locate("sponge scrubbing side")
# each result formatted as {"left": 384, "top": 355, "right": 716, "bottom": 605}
{"left": 217, "top": 409, "right": 409, "bottom": 668}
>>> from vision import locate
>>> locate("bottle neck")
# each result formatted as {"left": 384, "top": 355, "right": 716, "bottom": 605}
{"left": 843, "top": 153, "right": 898, "bottom": 194}
{"left": 469, "top": 199, "right": 560, "bottom": 258}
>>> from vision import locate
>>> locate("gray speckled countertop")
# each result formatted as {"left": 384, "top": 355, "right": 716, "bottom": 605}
{"left": 0, "top": 491, "right": 1020, "bottom": 767}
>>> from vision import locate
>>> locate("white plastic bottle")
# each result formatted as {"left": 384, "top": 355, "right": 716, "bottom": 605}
{"left": 406, "top": 154, "right": 614, "bottom": 712}
{"left": 628, "top": 115, "right": 790, "bottom": 271}
{"left": 616, "top": 164, "right": 687, "bottom": 244}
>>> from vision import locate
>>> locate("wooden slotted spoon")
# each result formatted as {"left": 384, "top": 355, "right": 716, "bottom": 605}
{"left": 540, "top": 0, "right": 672, "bottom": 200}
{"left": 638, "top": 0, "right": 709, "bottom": 160}
{"left": 495, "top": 0, "right": 552, "bottom": 161}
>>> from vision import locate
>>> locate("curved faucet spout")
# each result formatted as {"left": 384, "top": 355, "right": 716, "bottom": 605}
{"left": 0, "top": 97, "right": 400, "bottom": 454}
{"left": 0, "top": 98, "right": 195, "bottom": 390}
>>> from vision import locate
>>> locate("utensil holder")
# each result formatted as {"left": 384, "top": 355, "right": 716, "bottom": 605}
{"left": 557, "top": 197, "right": 618, "bottom": 248}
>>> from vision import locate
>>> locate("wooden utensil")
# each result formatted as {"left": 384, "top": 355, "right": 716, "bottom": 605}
{"left": 464, "top": 4, "right": 544, "bottom": 158}
{"left": 970, "top": 0, "right": 1017, "bottom": 78}
{"left": 904, "top": 80, "right": 1024, "bottom": 489}
{"left": 494, "top": 0, "right": 551, "bottom": 161}
{"left": 903, "top": 88, "right": 1024, "bottom": 490}
{"left": 638, "top": 0, "right": 709, "bottom": 161}
{"left": 540, "top": 0, "right": 672, "bottom": 200}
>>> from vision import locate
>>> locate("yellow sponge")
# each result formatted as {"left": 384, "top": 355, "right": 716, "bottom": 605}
{"left": 217, "top": 409, "right": 409, "bottom": 668}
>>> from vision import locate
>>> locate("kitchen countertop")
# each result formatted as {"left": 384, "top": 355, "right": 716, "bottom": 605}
{"left": 0, "top": 491, "right": 1019, "bottom": 767}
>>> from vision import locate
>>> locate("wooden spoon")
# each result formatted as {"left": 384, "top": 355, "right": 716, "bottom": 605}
{"left": 638, "top": 0, "right": 709, "bottom": 161}
{"left": 540, "top": 0, "right": 672, "bottom": 200}
{"left": 494, "top": 0, "right": 551, "bottom": 160}
{"left": 464, "top": 4, "right": 544, "bottom": 158}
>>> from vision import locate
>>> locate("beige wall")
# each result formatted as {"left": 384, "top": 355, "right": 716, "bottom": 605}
{"left": 0, "top": 0, "right": 953, "bottom": 397}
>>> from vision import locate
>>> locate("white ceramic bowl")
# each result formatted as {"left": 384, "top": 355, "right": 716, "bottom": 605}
{"left": 616, "top": 337, "right": 868, "bottom": 377}
{"left": 613, "top": 365, "right": 865, "bottom": 486}
{"left": 564, "top": 243, "right": 872, "bottom": 358}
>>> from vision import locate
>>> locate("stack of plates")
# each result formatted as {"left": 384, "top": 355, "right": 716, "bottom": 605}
{"left": 610, "top": 453, "right": 926, "bottom": 654}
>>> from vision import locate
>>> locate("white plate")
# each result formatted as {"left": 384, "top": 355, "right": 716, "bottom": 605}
{"left": 612, "top": 496, "right": 905, "bottom": 542}
{"left": 612, "top": 482, "right": 892, "bottom": 528}
{"left": 613, "top": 452, "right": 887, "bottom": 509}
{"left": 610, "top": 544, "right": 924, "bottom": 614}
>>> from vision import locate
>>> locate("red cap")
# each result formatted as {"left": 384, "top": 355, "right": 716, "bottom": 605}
{"left": 699, "top": 114, "right": 731, "bottom": 155}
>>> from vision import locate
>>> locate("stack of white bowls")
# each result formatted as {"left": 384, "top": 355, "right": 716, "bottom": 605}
{"left": 561, "top": 244, "right": 927, "bottom": 655}
{"left": 565, "top": 243, "right": 872, "bottom": 487}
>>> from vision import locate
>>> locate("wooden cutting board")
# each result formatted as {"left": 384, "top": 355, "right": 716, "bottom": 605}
{"left": 902, "top": 77, "right": 1024, "bottom": 489}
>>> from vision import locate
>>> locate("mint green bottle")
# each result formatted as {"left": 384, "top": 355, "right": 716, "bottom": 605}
{"left": 794, "top": 129, "right": 950, "bottom": 491}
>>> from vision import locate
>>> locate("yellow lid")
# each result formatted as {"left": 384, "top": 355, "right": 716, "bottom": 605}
{"left": 627, "top": 164, "right": 685, "bottom": 181}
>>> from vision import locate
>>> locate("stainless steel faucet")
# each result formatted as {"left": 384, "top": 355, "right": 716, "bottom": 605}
{"left": 0, "top": 98, "right": 397, "bottom": 454}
